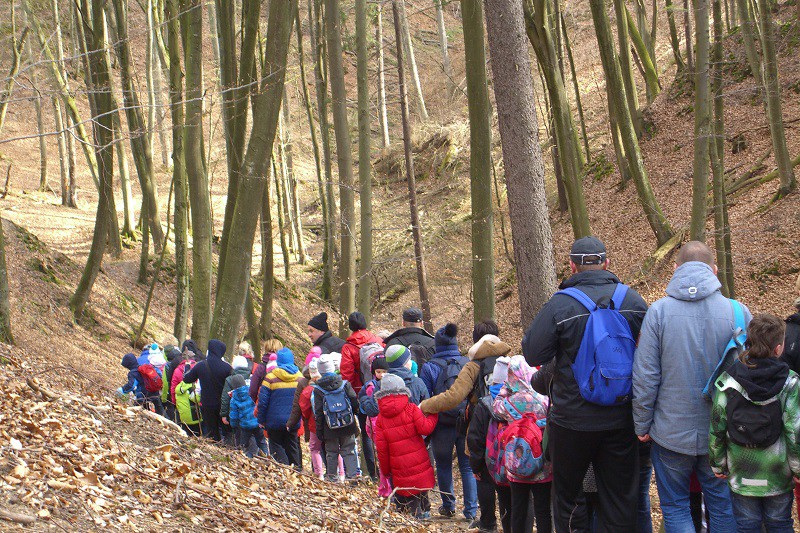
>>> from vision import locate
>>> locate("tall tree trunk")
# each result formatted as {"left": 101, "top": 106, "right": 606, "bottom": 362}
{"left": 260, "top": 174, "right": 274, "bottom": 340}
{"left": 758, "top": 0, "right": 796, "bottom": 197}
{"left": 684, "top": 0, "right": 694, "bottom": 76}
{"left": 461, "top": 0, "right": 495, "bottom": 323}
{"left": 110, "top": 0, "right": 165, "bottom": 251}
{"left": 312, "top": 0, "right": 335, "bottom": 302}
{"left": 589, "top": 0, "right": 674, "bottom": 246}
{"left": 165, "top": 0, "right": 189, "bottom": 342}
{"left": 209, "top": 0, "right": 296, "bottom": 357}
{"left": 435, "top": 0, "right": 457, "bottom": 98}
{"left": 626, "top": 6, "right": 661, "bottom": 103}
{"left": 113, "top": 109, "right": 136, "bottom": 238}
{"left": 485, "top": 0, "right": 557, "bottom": 325}
{"left": 0, "top": 2, "right": 26, "bottom": 139}
{"left": 376, "top": 2, "right": 391, "bottom": 147}
{"left": 399, "top": 0, "right": 429, "bottom": 121}
{"left": 392, "top": 0, "right": 433, "bottom": 333}
{"left": 277, "top": 113, "right": 296, "bottom": 255}
{"left": 282, "top": 88, "right": 306, "bottom": 263}
{"left": 326, "top": 0, "right": 357, "bottom": 320}
{"left": 34, "top": 87, "right": 48, "bottom": 192}
{"left": 690, "top": 0, "right": 711, "bottom": 241}
{"left": 356, "top": 0, "right": 373, "bottom": 324}
{"left": 0, "top": 217, "right": 13, "bottom": 344}
{"left": 737, "top": 0, "right": 763, "bottom": 87}
{"left": 665, "top": 0, "right": 686, "bottom": 71}
{"left": 274, "top": 155, "right": 291, "bottom": 280}
{"left": 70, "top": 0, "right": 116, "bottom": 319}
{"left": 50, "top": 0, "right": 77, "bottom": 208}
{"left": 612, "top": 0, "right": 641, "bottom": 135}
{"left": 146, "top": 0, "right": 157, "bottom": 159}
{"left": 150, "top": 0, "right": 170, "bottom": 167}
{"left": 561, "top": 14, "right": 591, "bottom": 162}
{"left": 180, "top": 0, "right": 212, "bottom": 350}
{"left": 138, "top": 202, "right": 150, "bottom": 283}
{"left": 53, "top": 97, "right": 69, "bottom": 206}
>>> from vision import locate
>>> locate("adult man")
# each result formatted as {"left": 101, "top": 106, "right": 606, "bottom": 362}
{"left": 781, "top": 297, "right": 800, "bottom": 373}
{"left": 633, "top": 241, "right": 749, "bottom": 532}
{"left": 183, "top": 339, "right": 233, "bottom": 441}
{"left": 384, "top": 307, "right": 436, "bottom": 365}
{"left": 523, "top": 236, "right": 648, "bottom": 532}
{"left": 307, "top": 312, "right": 345, "bottom": 355}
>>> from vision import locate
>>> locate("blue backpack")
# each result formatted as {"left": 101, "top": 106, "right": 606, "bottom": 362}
{"left": 702, "top": 299, "right": 747, "bottom": 400}
{"left": 557, "top": 284, "right": 636, "bottom": 406}
{"left": 431, "top": 356, "right": 469, "bottom": 425}
{"left": 313, "top": 383, "right": 356, "bottom": 429}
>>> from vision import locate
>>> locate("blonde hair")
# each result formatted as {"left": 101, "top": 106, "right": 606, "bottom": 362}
{"left": 238, "top": 341, "right": 254, "bottom": 357}
{"left": 263, "top": 339, "right": 283, "bottom": 355}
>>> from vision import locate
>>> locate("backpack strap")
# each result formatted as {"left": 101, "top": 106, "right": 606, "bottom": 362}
{"left": 557, "top": 287, "right": 597, "bottom": 312}
{"left": 730, "top": 299, "right": 746, "bottom": 330}
{"left": 611, "top": 284, "right": 629, "bottom": 311}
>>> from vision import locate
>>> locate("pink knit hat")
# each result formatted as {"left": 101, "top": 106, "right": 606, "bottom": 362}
{"left": 265, "top": 352, "right": 278, "bottom": 372}
{"left": 305, "top": 346, "right": 322, "bottom": 367}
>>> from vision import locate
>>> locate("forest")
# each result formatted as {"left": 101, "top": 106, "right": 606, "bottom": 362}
{"left": 0, "top": 0, "right": 798, "bottom": 528}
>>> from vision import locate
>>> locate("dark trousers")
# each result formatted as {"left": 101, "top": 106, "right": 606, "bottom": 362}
{"left": 477, "top": 477, "right": 498, "bottom": 529}
{"left": 236, "top": 427, "right": 269, "bottom": 458}
{"left": 358, "top": 412, "right": 377, "bottom": 479}
{"left": 496, "top": 484, "right": 513, "bottom": 533}
{"left": 395, "top": 491, "right": 431, "bottom": 518}
{"left": 201, "top": 405, "right": 222, "bottom": 441}
{"left": 549, "top": 422, "right": 639, "bottom": 533}
{"left": 141, "top": 396, "right": 165, "bottom": 417}
{"left": 510, "top": 481, "right": 552, "bottom": 533}
{"left": 163, "top": 401, "right": 176, "bottom": 422}
{"left": 182, "top": 423, "right": 201, "bottom": 437}
{"left": 269, "top": 428, "right": 301, "bottom": 467}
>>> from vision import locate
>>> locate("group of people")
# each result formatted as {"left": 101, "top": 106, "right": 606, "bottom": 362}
{"left": 115, "top": 235, "right": 800, "bottom": 533}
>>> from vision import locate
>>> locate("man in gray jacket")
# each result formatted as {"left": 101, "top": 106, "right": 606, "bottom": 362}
{"left": 633, "top": 241, "right": 750, "bottom": 532}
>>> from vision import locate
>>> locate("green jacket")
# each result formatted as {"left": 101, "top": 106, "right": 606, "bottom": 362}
{"left": 709, "top": 369, "right": 800, "bottom": 496}
{"left": 175, "top": 381, "right": 202, "bottom": 426}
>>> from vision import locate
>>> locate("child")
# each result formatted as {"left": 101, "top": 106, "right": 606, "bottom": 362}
{"left": 312, "top": 353, "right": 360, "bottom": 482}
{"left": 228, "top": 374, "right": 269, "bottom": 458}
{"left": 710, "top": 314, "right": 800, "bottom": 532}
{"left": 467, "top": 356, "right": 511, "bottom": 533}
{"left": 117, "top": 353, "right": 165, "bottom": 416}
{"left": 301, "top": 359, "right": 344, "bottom": 479}
{"left": 374, "top": 373, "right": 438, "bottom": 520}
{"left": 360, "top": 356, "right": 392, "bottom": 496}
{"left": 174, "top": 358, "right": 202, "bottom": 436}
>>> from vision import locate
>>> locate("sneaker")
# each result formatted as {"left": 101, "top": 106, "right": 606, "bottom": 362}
{"left": 414, "top": 511, "right": 431, "bottom": 521}
{"left": 438, "top": 506, "right": 456, "bottom": 518}
{"left": 468, "top": 518, "right": 497, "bottom": 533}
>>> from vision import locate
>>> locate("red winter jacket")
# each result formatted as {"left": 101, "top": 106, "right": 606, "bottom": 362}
{"left": 340, "top": 330, "right": 384, "bottom": 394}
{"left": 299, "top": 384, "right": 315, "bottom": 434}
{"left": 374, "top": 393, "right": 438, "bottom": 496}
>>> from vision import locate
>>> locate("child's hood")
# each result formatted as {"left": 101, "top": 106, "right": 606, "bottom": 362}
{"left": 270, "top": 367, "right": 302, "bottom": 383}
{"left": 121, "top": 353, "right": 138, "bottom": 370}
{"left": 377, "top": 393, "right": 411, "bottom": 418}
{"left": 232, "top": 385, "right": 251, "bottom": 402}
{"left": 722, "top": 358, "right": 790, "bottom": 401}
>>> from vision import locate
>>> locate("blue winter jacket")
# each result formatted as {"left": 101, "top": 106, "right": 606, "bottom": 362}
{"left": 120, "top": 353, "right": 145, "bottom": 400}
{"left": 419, "top": 345, "right": 468, "bottom": 397}
{"left": 257, "top": 367, "right": 302, "bottom": 430}
{"left": 632, "top": 261, "right": 752, "bottom": 455}
{"left": 229, "top": 386, "right": 259, "bottom": 430}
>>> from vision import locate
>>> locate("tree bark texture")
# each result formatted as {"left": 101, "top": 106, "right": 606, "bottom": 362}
{"left": 356, "top": 0, "right": 373, "bottom": 324}
{"left": 399, "top": 0, "right": 428, "bottom": 121}
{"left": 690, "top": 0, "right": 711, "bottom": 241}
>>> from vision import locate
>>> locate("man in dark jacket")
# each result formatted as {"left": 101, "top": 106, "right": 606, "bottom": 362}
{"left": 307, "top": 312, "right": 346, "bottom": 355}
{"left": 384, "top": 308, "right": 436, "bottom": 365}
{"left": 782, "top": 297, "right": 800, "bottom": 374}
{"left": 523, "top": 236, "right": 648, "bottom": 532}
{"left": 183, "top": 339, "right": 232, "bottom": 441}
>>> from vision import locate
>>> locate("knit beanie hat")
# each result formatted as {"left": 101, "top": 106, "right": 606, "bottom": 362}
{"left": 492, "top": 356, "right": 511, "bottom": 384}
{"left": 148, "top": 344, "right": 166, "bottom": 368}
{"left": 385, "top": 345, "right": 411, "bottom": 369}
{"left": 360, "top": 343, "right": 384, "bottom": 364}
{"left": 467, "top": 334, "right": 512, "bottom": 361}
{"left": 229, "top": 373, "right": 246, "bottom": 390}
{"left": 232, "top": 355, "right": 249, "bottom": 370}
{"left": 265, "top": 352, "right": 278, "bottom": 372}
{"left": 308, "top": 312, "right": 329, "bottom": 332}
{"left": 371, "top": 356, "right": 389, "bottom": 374}
{"left": 435, "top": 323, "right": 458, "bottom": 347}
{"left": 306, "top": 346, "right": 322, "bottom": 367}
{"left": 348, "top": 311, "right": 368, "bottom": 332}
{"left": 374, "top": 373, "right": 410, "bottom": 400}
{"left": 309, "top": 359, "right": 321, "bottom": 380}
{"left": 317, "top": 353, "right": 336, "bottom": 375}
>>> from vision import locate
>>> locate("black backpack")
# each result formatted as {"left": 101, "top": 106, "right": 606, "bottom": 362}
{"left": 725, "top": 389, "right": 783, "bottom": 448}
{"left": 431, "top": 357, "right": 468, "bottom": 425}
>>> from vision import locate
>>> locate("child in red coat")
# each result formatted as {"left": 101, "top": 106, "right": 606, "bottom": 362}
{"left": 374, "top": 373, "right": 438, "bottom": 519}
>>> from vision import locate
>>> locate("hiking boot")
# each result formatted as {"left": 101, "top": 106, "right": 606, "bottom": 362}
{"left": 467, "top": 518, "right": 497, "bottom": 532}
{"left": 438, "top": 506, "right": 456, "bottom": 518}
{"left": 415, "top": 511, "right": 431, "bottom": 521}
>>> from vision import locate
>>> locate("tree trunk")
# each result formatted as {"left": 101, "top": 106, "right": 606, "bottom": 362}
{"left": 758, "top": 0, "right": 796, "bottom": 197}
{"left": 150, "top": 0, "right": 170, "bottom": 168}
{"left": 665, "top": 0, "right": 686, "bottom": 71}
{"left": 34, "top": 85, "right": 48, "bottom": 192}
{"left": 274, "top": 155, "right": 291, "bottom": 280}
{"left": 22, "top": 0, "right": 99, "bottom": 189}
{"left": 485, "top": 0, "right": 557, "bottom": 325}
{"left": 208, "top": 0, "right": 296, "bottom": 358}
{"left": 690, "top": 0, "right": 711, "bottom": 241}
{"left": 50, "top": 0, "right": 77, "bottom": 208}
{"left": 110, "top": 0, "right": 165, "bottom": 251}
{"left": 53, "top": 98, "right": 69, "bottom": 206}
{"left": 70, "top": 0, "right": 116, "bottom": 319}
{"left": 260, "top": 173, "right": 274, "bottom": 340}
{"left": 312, "top": 0, "right": 335, "bottom": 302}
{"left": 0, "top": 2, "right": 26, "bottom": 139}
{"left": 399, "top": 0, "right": 429, "bottom": 121}
{"left": 435, "top": 0, "right": 457, "bottom": 98}
{"left": 460, "top": 0, "right": 495, "bottom": 323}
{"left": 589, "top": 0, "right": 674, "bottom": 246}
{"left": 684, "top": 0, "right": 694, "bottom": 76}
{"left": 138, "top": 202, "right": 150, "bottom": 283}
{"left": 737, "top": 0, "right": 763, "bottom": 87}
{"left": 612, "top": 0, "right": 641, "bottom": 135}
{"left": 277, "top": 113, "right": 296, "bottom": 255}
{"left": 165, "top": 0, "right": 189, "bottom": 343}
{"left": 0, "top": 218, "right": 13, "bottom": 344}
{"left": 376, "top": 2, "right": 391, "bottom": 147}
{"left": 561, "top": 14, "right": 591, "bottom": 162}
{"left": 180, "top": 0, "right": 212, "bottom": 350}
{"left": 113, "top": 109, "right": 136, "bottom": 238}
{"left": 146, "top": 0, "right": 157, "bottom": 159}
{"left": 282, "top": 88, "right": 306, "bottom": 264}
{"left": 626, "top": 6, "right": 661, "bottom": 103}
{"left": 326, "top": 0, "right": 357, "bottom": 320}
{"left": 392, "top": 0, "right": 433, "bottom": 333}
{"left": 356, "top": 0, "right": 373, "bottom": 324}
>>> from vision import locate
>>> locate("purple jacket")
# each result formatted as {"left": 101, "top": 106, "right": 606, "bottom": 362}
{"left": 249, "top": 362, "right": 267, "bottom": 403}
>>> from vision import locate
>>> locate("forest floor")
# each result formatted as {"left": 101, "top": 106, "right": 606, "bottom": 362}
{"left": 1, "top": 0, "right": 800, "bottom": 530}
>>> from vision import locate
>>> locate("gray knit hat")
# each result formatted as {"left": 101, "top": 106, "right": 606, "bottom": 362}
{"left": 374, "top": 373, "right": 410, "bottom": 400}
{"left": 317, "top": 353, "right": 336, "bottom": 376}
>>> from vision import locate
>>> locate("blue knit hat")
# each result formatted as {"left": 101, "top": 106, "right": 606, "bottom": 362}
{"left": 435, "top": 323, "right": 458, "bottom": 347}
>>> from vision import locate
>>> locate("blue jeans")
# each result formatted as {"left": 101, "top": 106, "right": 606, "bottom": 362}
{"left": 731, "top": 491, "right": 794, "bottom": 533}
{"left": 651, "top": 443, "right": 736, "bottom": 533}
{"left": 431, "top": 424, "right": 478, "bottom": 518}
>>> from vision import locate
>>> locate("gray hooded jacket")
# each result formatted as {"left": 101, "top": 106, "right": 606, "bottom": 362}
{"left": 632, "top": 261, "right": 751, "bottom": 455}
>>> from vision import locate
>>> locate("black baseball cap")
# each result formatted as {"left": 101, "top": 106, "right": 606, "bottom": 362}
{"left": 402, "top": 307, "right": 424, "bottom": 323}
{"left": 569, "top": 236, "right": 607, "bottom": 265}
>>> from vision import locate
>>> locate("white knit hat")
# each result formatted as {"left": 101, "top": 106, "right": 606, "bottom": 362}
{"left": 231, "top": 355, "right": 249, "bottom": 370}
{"left": 317, "top": 354, "right": 336, "bottom": 376}
{"left": 492, "top": 356, "right": 511, "bottom": 384}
